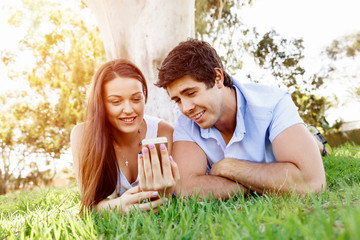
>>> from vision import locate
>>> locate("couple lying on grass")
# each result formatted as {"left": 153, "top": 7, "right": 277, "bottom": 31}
{"left": 71, "top": 39, "right": 328, "bottom": 214}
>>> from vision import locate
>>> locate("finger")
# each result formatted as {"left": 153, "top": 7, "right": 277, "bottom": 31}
{"left": 160, "top": 144, "right": 173, "bottom": 180}
{"left": 126, "top": 185, "right": 141, "bottom": 194}
{"left": 142, "top": 146, "right": 153, "bottom": 187}
{"left": 171, "top": 158, "right": 181, "bottom": 184}
{"left": 138, "top": 153, "right": 146, "bottom": 190}
{"left": 138, "top": 198, "right": 165, "bottom": 212}
{"left": 133, "top": 190, "right": 159, "bottom": 203}
{"left": 148, "top": 143, "right": 162, "bottom": 179}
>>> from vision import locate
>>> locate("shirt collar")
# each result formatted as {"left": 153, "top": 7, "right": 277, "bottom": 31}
{"left": 233, "top": 84, "right": 246, "bottom": 139}
{"left": 200, "top": 82, "right": 246, "bottom": 141}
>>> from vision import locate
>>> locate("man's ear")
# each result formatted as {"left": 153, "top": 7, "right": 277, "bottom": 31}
{"left": 214, "top": 68, "right": 224, "bottom": 88}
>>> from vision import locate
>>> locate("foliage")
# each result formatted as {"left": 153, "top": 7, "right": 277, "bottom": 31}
{"left": 195, "top": 0, "right": 255, "bottom": 75}
{"left": 4, "top": 0, "right": 105, "bottom": 153}
{"left": 326, "top": 32, "right": 360, "bottom": 100}
{"left": 0, "top": 92, "right": 58, "bottom": 194}
{"left": 326, "top": 33, "right": 360, "bottom": 60}
{"left": 0, "top": 0, "right": 105, "bottom": 194}
{"left": 195, "top": 1, "right": 335, "bottom": 133}
{"left": 252, "top": 30, "right": 338, "bottom": 130}
{"left": 1, "top": 144, "right": 360, "bottom": 239}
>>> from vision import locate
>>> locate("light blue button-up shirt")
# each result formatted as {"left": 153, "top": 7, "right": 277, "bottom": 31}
{"left": 173, "top": 79, "right": 303, "bottom": 171}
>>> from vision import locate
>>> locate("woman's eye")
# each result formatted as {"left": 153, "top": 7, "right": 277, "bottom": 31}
{"left": 111, "top": 100, "right": 120, "bottom": 105}
{"left": 188, "top": 91, "right": 196, "bottom": 96}
{"left": 133, "top": 98, "right": 142, "bottom": 102}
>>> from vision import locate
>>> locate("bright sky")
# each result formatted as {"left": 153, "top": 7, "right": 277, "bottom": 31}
{"left": 241, "top": 0, "right": 360, "bottom": 123}
{"left": 1, "top": 0, "right": 360, "bottom": 122}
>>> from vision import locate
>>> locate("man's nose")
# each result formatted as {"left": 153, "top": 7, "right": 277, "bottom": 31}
{"left": 182, "top": 99, "right": 195, "bottom": 113}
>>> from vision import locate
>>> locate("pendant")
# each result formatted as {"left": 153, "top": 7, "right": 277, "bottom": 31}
{"left": 125, "top": 160, "right": 129, "bottom": 166}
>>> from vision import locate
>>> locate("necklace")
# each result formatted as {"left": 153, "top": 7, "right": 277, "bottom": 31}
{"left": 113, "top": 126, "right": 143, "bottom": 167}
{"left": 114, "top": 143, "right": 129, "bottom": 166}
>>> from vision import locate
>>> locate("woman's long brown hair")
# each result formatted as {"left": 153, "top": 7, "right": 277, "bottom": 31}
{"left": 79, "top": 59, "right": 148, "bottom": 212}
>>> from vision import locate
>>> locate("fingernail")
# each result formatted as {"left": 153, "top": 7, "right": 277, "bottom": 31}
{"left": 138, "top": 154, "right": 142, "bottom": 159}
{"left": 149, "top": 143, "right": 155, "bottom": 149}
{"left": 160, "top": 143, "right": 165, "bottom": 150}
{"left": 152, "top": 191, "right": 158, "bottom": 196}
{"left": 142, "top": 147, "right": 148, "bottom": 154}
{"left": 170, "top": 155, "right": 174, "bottom": 162}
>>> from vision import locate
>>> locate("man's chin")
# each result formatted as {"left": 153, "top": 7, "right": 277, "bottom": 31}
{"left": 195, "top": 121, "right": 212, "bottom": 129}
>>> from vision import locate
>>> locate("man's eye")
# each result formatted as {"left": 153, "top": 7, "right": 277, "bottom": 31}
{"left": 188, "top": 91, "right": 196, "bottom": 96}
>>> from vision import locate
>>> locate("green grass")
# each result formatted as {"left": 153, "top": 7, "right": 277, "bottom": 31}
{"left": 1, "top": 143, "right": 360, "bottom": 239}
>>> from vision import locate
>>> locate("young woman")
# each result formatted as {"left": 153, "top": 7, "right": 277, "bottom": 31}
{"left": 71, "top": 59, "right": 179, "bottom": 213}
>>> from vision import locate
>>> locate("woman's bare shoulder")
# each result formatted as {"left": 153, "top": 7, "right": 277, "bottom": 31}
{"left": 71, "top": 122, "right": 86, "bottom": 145}
{"left": 157, "top": 120, "right": 174, "bottom": 136}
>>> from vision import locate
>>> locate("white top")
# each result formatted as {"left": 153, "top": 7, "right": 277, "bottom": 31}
{"left": 108, "top": 115, "right": 161, "bottom": 198}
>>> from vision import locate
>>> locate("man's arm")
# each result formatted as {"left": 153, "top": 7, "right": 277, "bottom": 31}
{"left": 210, "top": 124, "right": 326, "bottom": 195}
{"left": 172, "top": 141, "right": 248, "bottom": 199}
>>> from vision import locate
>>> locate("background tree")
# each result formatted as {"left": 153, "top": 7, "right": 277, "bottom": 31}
{"left": 251, "top": 30, "right": 335, "bottom": 132}
{"left": 195, "top": 0, "right": 255, "bottom": 75}
{"left": 0, "top": 0, "right": 105, "bottom": 193}
{"left": 0, "top": 92, "right": 57, "bottom": 193}
{"left": 194, "top": 0, "right": 334, "bottom": 133}
{"left": 4, "top": 0, "right": 105, "bottom": 153}
{"left": 84, "top": 0, "right": 195, "bottom": 121}
{"left": 326, "top": 32, "right": 360, "bottom": 100}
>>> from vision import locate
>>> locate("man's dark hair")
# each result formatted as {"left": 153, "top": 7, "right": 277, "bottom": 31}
{"left": 155, "top": 38, "right": 233, "bottom": 89}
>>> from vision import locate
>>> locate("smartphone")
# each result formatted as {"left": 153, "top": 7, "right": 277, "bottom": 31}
{"left": 141, "top": 137, "right": 168, "bottom": 159}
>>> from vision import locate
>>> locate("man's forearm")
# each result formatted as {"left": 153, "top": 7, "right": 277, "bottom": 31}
{"left": 176, "top": 174, "right": 248, "bottom": 199}
{"left": 210, "top": 159, "right": 318, "bottom": 194}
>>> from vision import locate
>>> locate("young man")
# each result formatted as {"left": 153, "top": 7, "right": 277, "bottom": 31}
{"left": 156, "top": 39, "right": 326, "bottom": 199}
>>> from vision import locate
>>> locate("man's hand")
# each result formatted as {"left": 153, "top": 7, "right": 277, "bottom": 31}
{"left": 209, "top": 124, "right": 326, "bottom": 195}
{"left": 209, "top": 158, "right": 236, "bottom": 178}
{"left": 172, "top": 141, "right": 248, "bottom": 199}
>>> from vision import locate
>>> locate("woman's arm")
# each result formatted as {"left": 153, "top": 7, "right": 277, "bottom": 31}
{"left": 71, "top": 124, "right": 166, "bottom": 213}
{"left": 96, "top": 185, "right": 166, "bottom": 214}
{"left": 70, "top": 123, "right": 85, "bottom": 194}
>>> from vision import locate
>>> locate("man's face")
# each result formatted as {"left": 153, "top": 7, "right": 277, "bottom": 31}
{"left": 167, "top": 75, "right": 224, "bottom": 129}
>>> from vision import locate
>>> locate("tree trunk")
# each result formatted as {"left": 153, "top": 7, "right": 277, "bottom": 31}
{"left": 84, "top": 0, "right": 195, "bottom": 121}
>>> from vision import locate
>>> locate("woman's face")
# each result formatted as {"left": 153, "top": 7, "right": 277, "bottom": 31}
{"left": 103, "top": 76, "right": 145, "bottom": 134}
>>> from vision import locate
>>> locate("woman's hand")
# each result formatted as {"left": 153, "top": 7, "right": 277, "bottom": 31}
{"left": 98, "top": 185, "right": 166, "bottom": 214}
{"left": 138, "top": 143, "right": 180, "bottom": 197}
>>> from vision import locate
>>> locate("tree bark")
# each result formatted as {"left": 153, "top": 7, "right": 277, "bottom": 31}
{"left": 84, "top": 0, "right": 195, "bottom": 121}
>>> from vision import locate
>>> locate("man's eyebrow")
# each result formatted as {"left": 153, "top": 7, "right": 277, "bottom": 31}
{"left": 170, "top": 87, "right": 198, "bottom": 101}
{"left": 180, "top": 87, "right": 197, "bottom": 95}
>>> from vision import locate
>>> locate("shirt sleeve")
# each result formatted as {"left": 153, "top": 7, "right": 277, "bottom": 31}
{"left": 268, "top": 93, "right": 304, "bottom": 142}
{"left": 172, "top": 108, "right": 195, "bottom": 143}
{"left": 173, "top": 119, "right": 195, "bottom": 142}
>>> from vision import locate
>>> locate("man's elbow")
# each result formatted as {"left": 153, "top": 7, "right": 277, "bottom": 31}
{"left": 174, "top": 182, "right": 194, "bottom": 198}
{"left": 174, "top": 182, "right": 207, "bottom": 199}
{"left": 296, "top": 177, "right": 326, "bottom": 195}
{"left": 309, "top": 177, "right": 326, "bottom": 194}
